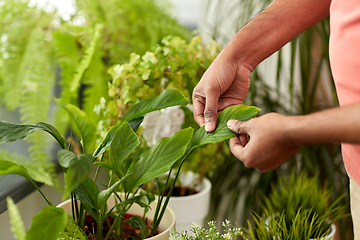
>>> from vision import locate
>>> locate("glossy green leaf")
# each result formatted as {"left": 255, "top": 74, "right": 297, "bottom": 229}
{"left": 0, "top": 160, "right": 30, "bottom": 181}
{"left": 26, "top": 206, "right": 67, "bottom": 240}
{"left": 122, "top": 89, "right": 188, "bottom": 122}
{"left": 95, "top": 161, "right": 113, "bottom": 170}
{"left": 128, "top": 127, "right": 193, "bottom": 188}
{"left": 191, "top": 104, "right": 260, "bottom": 148}
{"left": 56, "top": 99, "right": 96, "bottom": 153}
{"left": 64, "top": 153, "right": 94, "bottom": 194}
{"left": 110, "top": 122, "right": 140, "bottom": 170}
{"left": 94, "top": 90, "right": 187, "bottom": 157}
{"left": 97, "top": 173, "right": 130, "bottom": 209}
{"left": 7, "top": 197, "right": 26, "bottom": 240}
{"left": 74, "top": 178, "right": 100, "bottom": 211}
{"left": 127, "top": 215, "right": 148, "bottom": 239}
{"left": 57, "top": 149, "right": 77, "bottom": 168}
{"left": 93, "top": 123, "right": 121, "bottom": 157}
{"left": 0, "top": 121, "right": 66, "bottom": 149}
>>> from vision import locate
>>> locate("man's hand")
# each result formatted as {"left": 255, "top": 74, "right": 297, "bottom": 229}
{"left": 227, "top": 113, "right": 301, "bottom": 172}
{"left": 192, "top": 50, "right": 252, "bottom": 132}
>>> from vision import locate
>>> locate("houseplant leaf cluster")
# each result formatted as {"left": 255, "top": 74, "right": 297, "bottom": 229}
{"left": 96, "top": 34, "right": 223, "bottom": 188}
{"left": 0, "top": 89, "right": 259, "bottom": 239}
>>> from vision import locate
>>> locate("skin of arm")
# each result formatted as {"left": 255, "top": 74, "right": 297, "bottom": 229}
{"left": 192, "top": 0, "right": 332, "bottom": 132}
{"left": 227, "top": 102, "right": 360, "bottom": 173}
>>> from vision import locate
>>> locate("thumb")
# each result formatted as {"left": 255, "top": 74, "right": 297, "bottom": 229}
{"left": 227, "top": 119, "right": 248, "bottom": 134}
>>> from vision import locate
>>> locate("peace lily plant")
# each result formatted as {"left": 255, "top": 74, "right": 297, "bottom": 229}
{"left": 0, "top": 89, "right": 259, "bottom": 240}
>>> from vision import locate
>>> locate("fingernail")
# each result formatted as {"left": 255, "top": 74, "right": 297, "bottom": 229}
{"left": 205, "top": 122, "right": 214, "bottom": 132}
{"left": 227, "top": 120, "right": 237, "bottom": 128}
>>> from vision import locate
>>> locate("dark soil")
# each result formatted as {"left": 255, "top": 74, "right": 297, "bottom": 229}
{"left": 82, "top": 213, "right": 160, "bottom": 240}
{"left": 165, "top": 186, "right": 199, "bottom": 196}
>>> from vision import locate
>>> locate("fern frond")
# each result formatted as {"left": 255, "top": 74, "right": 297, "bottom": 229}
{"left": 52, "top": 30, "right": 80, "bottom": 135}
{"left": 0, "top": 1, "right": 43, "bottom": 109}
{"left": 81, "top": 41, "right": 108, "bottom": 125}
{"left": 17, "top": 22, "right": 56, "bottom": 163}
{"left": 6, "top": 197, "right": 26, "bottom": 240}
{"left": 70, "top": 24, "right": 103, "bottom": 93}
{"left": 0, "top": 150, "right": 61, "bottom": 190}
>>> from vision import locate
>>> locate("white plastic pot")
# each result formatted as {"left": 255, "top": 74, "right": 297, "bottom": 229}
{"left": 167, "top": 177, "right": 212, "bottom": 233}
{"left": 310, "top": 223, "right": 336, "bottom": 240}
{"left": 57, "top": 195, "right": 176, "bottom": 240}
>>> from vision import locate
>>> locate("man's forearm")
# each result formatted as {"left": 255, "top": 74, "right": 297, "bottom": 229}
{"left": 223, "top": 0, "right": 331, "bottom": 70}
{"left": 288, "top": 102, "right": 360, "bottom": 146}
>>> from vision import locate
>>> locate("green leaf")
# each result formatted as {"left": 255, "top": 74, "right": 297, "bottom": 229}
{"left": 191, "top": 104, "right": 260, "bottom": 148}
{"left": 26, "top": 206, "right": 67, "bottom": 240}
{"left": 93, "top": 90, "right": 187, "bottom": 158}
{"left": 127, "top": 215, "right": 148, "bottom": 239}
{"left": 7, "top": 197, "right": 26, "bottom": 240}
{"left": 74, "top": 178, "right": 100, "bottom": 210}
{"left": 95, "top": 161, "right": 113, "bottom": 170}
{"left": 122, "top": 89, "right": 188, "bottom": 122}
{"left": 0, "top": 121, "right": 66, "bottom": 149}
{"left": 0, "top": 160, "right": 30, "bottom": 181}
{"left": 110, "top": 122, "right": 140, "bottom": 170}
{"left": 64, "top": 153, "right": 94, "bottom": 195}
{"left": 93, "top": 118, "right": 143, "bottom": 158}
{"left": 93, "top": 123, "right": 121, "bottom": 157}
{"left": 57, "top": 149, "right": 77, "bottom": 168}
{"left": 56, "top": 99, "right": 96, "bottom": 153}
{"left": 97, "top": 173, "right": 130, "bottom": 209}
{"left": 128, "top": 127, "right": 193, "bottom": 189}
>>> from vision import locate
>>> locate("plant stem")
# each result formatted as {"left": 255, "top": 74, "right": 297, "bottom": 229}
{"left": 29, "top": 178, "right": 53, "bottom": 205}
{"left": 93, "top": 153, "right": 104, "bottom": 183}
{"left": 152, "top": 147, "right": 196, "bottom": 235}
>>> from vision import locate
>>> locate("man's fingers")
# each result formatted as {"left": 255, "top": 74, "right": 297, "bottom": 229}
{"left": 193, "top": 97, "right": 206, "bottom": 127}
{"left": 227, "top": 119, "right": 248, "bottom": 134}
{"left": 229, "top": 136, "right": 245, "bottom": 160}
{"left": 204, "top": 94, "right": 219, "bottom": 132}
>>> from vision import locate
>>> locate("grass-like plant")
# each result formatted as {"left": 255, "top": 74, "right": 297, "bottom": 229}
{"left": 262, "top": 172, "right": 348, "bottom": 238}
{"left": 241, "top": 209, "right": 331, "bottom": 240}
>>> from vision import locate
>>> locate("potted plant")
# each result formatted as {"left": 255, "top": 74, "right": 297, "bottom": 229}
{"left": 0, "top": 89, "right": 259, "bottom": 239}
{"left": 241, "top": 209, "right": 335, "bottom": 240}
{"left": 260, "top": 172, "right": 348, "bottom": 239}
{"left": 95, "top": 34, "right": 221, "bottom": 232}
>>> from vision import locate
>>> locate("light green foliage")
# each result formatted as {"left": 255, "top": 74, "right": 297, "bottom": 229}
{"left": 101, "top": 35, "right": 220, "bottom": 129}
{"left": 263, "top": 172, "right": 348, "bottom": 237}
{"left": 74, "top": 0, "right": 192, "bottom": 65}
{"left": 0, "top": 0, "right": 57, "bottom": 163}
{"left": 6, "top": 197, "right": 26, "bottom": 240}
{"left": 170, "top": 220, "right": 244, "bottom": 240}
{"left": 0, "top": 0, "right": 191, "bottom": 166}
{"left": 241, "top": 210, "right": 330, "bottom": 240}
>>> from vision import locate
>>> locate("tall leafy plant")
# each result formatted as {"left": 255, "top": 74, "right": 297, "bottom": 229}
{"left": 0, "top": 90, "right": 259, "bottom": 239}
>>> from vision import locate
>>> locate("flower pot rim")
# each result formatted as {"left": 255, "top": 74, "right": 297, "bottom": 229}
{"left": 57, "top": 195, "right": 176, "bottom": 240}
